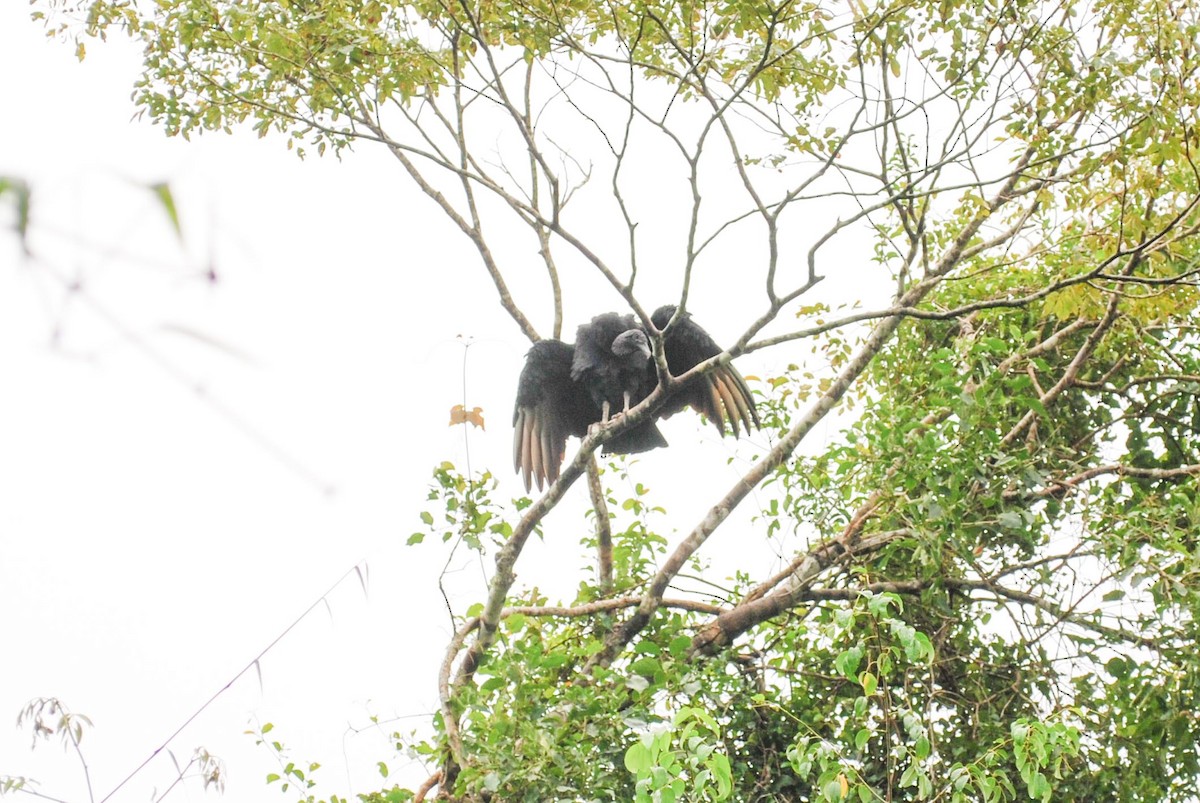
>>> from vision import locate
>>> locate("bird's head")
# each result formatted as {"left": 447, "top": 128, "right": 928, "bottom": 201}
{"left": 611, "top": 329, "right": 652, "bottom": 362}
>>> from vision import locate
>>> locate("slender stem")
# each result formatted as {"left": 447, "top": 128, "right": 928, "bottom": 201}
{"left": 586, "top": 456, "right": 614, "bottom": 595}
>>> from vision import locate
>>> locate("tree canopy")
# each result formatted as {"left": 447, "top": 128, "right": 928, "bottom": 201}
{"left": 31, "top": 0, "right": 1200, "bottom": 799}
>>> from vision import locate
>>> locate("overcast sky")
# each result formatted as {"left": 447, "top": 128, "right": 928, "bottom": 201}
{"left": 0, "top": 6, "right": 829, "bottom": 800}
{"left": 1, "top": 6, "right": 504, "bottom": 797}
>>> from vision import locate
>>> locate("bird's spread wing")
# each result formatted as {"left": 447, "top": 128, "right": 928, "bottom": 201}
{"left": 513, "top": 340, "right": 597, "bottom": 492}
{"left": 651, "top": 305, "right": 760, "bottom": 436}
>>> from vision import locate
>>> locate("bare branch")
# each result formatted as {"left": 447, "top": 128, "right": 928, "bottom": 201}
{"left": 586, "top": 456, "right": 614, "bottom": 595}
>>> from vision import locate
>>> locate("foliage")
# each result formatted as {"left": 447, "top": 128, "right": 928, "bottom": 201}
{"left": 28, "top": 0, "right": 1200, "bottom": 799}
{"left": 0, "top": 698, "right": 226, "bottom": 802}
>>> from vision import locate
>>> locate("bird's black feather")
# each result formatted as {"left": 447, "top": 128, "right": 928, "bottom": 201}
{"left": 652, "top": 305, "right": 761, "bottom": 436}
{"left": 512, "top": 306, "right": 758, "bottom": 492}
{"left": 512, "top": 340, "right": 596, "bottom": 492}
{"left": 571, "top": 313, "right": 654, "bottom": 416}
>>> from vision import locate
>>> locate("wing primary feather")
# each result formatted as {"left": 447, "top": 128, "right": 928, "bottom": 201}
{"left": 541, "top": 426, "right": 556, "bottom": 486}
{"left": 524, "top": 417, "right": 537, "bottom": 492}
{"left": 716, "top": 370, "right": 753, "bottom": 434}
{"left": 729, "top": 369, "right": 760, "bottom": 430}
{"left": 532, "top": 419, "right": 546, "bottom": 491}
{"left": 712, "top": 374, "right": 742, "bottom": 437}
{"left": 706, "top": 381, "right": 725, "bottom": 434}
{"left": 513, "top": 410, "right": 525, "bottom": 473}
{"left": 550, "top": 427, "right": 564, "bottom": 484}
{"left": 531, "top": 416, "right": 543, "bottom": 490}
{"left": 520, "top": 417, "right": 533, "bottom": 492}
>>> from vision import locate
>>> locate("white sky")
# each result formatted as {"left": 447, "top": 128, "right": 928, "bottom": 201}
{"left": 0, "top": 7, "right": 834, "bottom": 800}
{"left": 0, "top": 6, "right": 508, "bottom": 797}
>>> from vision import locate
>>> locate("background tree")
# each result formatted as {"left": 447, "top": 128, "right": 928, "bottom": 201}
{"left": 35, "top": 0, "right": 1200, "bottom": 799}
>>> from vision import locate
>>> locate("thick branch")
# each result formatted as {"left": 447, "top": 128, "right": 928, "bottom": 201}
{"left": 1003, "top": 462, "right": 1200, "bottom": 501}
{"left": 690, "top": 530, "right": 904, "bottom": 656}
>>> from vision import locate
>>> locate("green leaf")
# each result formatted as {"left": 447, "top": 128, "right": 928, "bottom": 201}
{"left": 624, "top": 742, "right": 652, "bottom": 774}
{"left": 630, "top": 656, "right": 662, "bottom": 677}
{"left": 855, "top": 728, "right": 872, "bottom": 750}
{"left": 1106, "top": 656, "right": 1130, "bottom": 678}
{"left": 711, "top": 752, "right": 732, "bottom": 799}
{"left": 0, "top": 176, "right": 31, "bottom": 250}
{"left": 668, "top": 635, "right": 692, "bottom": 656}
{"left": 835, "top": 646, "right": 863, "bottom": 678}
{"left": 997, "top": 511, "right": 1024, "bottom": 530}
{"left": 148, "top": 182, "right": 182, "bottom": 241}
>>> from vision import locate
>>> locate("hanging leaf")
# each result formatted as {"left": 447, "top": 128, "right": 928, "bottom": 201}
{"left": 449, "top": 404, "right": 485, "bottom": 430}
{"left": 148, "top": 181, "right": 183, "bottom": 241}
{"left": 0, "top": 176, "right": 32, "bottom": 252}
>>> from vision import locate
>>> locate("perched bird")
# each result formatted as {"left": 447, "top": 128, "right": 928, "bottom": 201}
{"left": 512, "top": 305, "right": 759, "bottom": 491}
{"left": 570, "top": 312, "right": 656, "bottom": 421}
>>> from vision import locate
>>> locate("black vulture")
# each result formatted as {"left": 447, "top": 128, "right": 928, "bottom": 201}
{"left": 512, "top": 305, "right": 759, "bottom": 491}
{"left": 569, "top": 312, "right": 657, "bottom": 421}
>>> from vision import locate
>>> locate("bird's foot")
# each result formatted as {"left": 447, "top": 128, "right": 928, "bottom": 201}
{"left": 590, "top": 413, "right": 624, "bottom": 435}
